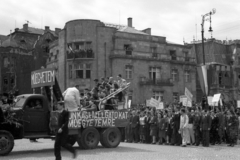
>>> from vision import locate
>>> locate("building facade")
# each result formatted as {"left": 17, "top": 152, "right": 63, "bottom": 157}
{"left": 191, "top": 39, "right": 240, "bottom": 104}
{"left": 47, "top": 18, "right": 197, "bottom": 105}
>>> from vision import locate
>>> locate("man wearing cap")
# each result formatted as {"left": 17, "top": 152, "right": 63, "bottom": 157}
{"left": 62, "top": 85, "right": 81, "bottom": 111}
{"left": 54, "top": 101, "right": 76, "bottom": 160}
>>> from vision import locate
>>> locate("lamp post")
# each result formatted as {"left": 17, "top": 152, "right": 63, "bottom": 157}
{"left": 201, "top": 8, "right": 216, "bottom": 65}
{"left": 200, "top": 9, "right": 216, "bottom": 110}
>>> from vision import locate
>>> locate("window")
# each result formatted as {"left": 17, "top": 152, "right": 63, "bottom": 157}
{"left": 184, "top": 52, "right": 189, "bottom": 62}
{"left": 85, "top": 64, "right": 91, "bottom": 79}
{"left": 125, "top": 65, "right": 133, "bottom": 79}
{"left": 75, "top": 64, "right": 84, "bottom": 78}
{"left": 69, "top": 65, "right": 73, "bottom": 79}
{"left": 171, "top": 69, "right": 178, "bottom": 82}
{"left": 152, "top": 91, "right": 163, "bottom": 101}
{"left": 124, "top": 44, "right": 133, "bottom": 55}
{"left": 184, "top": 70, "right": 190, "bottom": 82}
{"left": 75, "top": 42, "right": 84, "bottom": 50}
{"left": 151, "top": 47, "right": 157, "bottom": 58}
{"left": 219, "top": 72, "right": 222, "bottom": 85}
{"left": 170, "top": 50, "right": 176, "bottom": 60}
{"left": 56, "top": 50, "right": 59, "bottom": 54}
{"left": 54, "top": 55, "right": 58, "bottom": 60}
{"left": 3, "top": 57, "right": 9, "bottom": 68}
{"left": 74, "top": 64, "right": 91, "bottom": 79}
{"left": 149, "top": 67, "right": 161, "bottom": 82}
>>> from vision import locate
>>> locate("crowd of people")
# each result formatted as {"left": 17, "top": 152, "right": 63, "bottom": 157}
{"left": 123, "top": 103, "right": 240, "bottom": 148}
{"left": 62, "top": 74, "right": 128, "bottom": 111}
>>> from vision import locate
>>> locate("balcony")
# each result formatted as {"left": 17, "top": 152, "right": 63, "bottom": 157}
{"left": 139, "top": 78, "right": 174, "bottom": 86}
{"left": 67, "top": 49, "right": 94, "bottom": 59}
{"left": 109, "top": 51, "right": 196, "bottom": 65}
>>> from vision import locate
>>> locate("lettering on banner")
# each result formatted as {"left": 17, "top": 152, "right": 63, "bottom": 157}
{"left": 68, "top": 111, "right": 129, "bottom": 128}
{"left": 31, "top": 68, "right": 55, "bottom": 88}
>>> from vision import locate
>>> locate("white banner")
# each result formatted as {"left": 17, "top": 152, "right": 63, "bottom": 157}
{"left": 156, "top": 102, "right": 164, "bottom": 110}
{"left": 207, "top": 96, "right": 213, "bottom": 106}
{"left": 212, "top": 93, "right": 221, "bottom": 103}
{"left": 179, "top": 95, "right": 186, "bottom": 103}
{"left": 182, "top": 97, "right": 192, "bottom": 107}
{"left": 238, "top": 101, "right": 240, "bottom": 108}
{"left": 128, "top": 100, "right": 132, "bottom": 108}
{"left": 149, "top": 98, "right": 160, "bottom": 108}
{"left": 146, "top": 99, "right": 151, "bottom": 106}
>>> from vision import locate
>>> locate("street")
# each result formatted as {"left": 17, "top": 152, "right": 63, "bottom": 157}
{"left": 2, "top": 139, "right": 240, "bottom": 160}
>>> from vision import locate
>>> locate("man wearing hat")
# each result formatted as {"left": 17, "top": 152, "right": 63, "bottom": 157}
{"left": 62, "top": 85, "right": 81, "bottom": 111}
{"left": 54, "top": 101, "right": 77, "bottom": 160}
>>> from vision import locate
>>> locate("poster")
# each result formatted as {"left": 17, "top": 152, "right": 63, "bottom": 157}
{"left": 149, "top": 98, "right": 160, "bottom": 107}
{"left": 146, "top": 99, "right": 151, "bottom": 106}
{"left": 156, "top": 102, "right": 164, "bottom": 110}
{"left": 212, "top": 93, "right": 221, "bottom": 103}
{"left": 207, "top": 96, "right": 213, "bottom": 106}
{"left": 179, "top": 95, "right": 186, "bottom": 103}
{"left": 128, "top": 100, "right": 132, "bottom": 108}
{"left": 182, "top": 97, "right": 192, "bottom": 107}
{"left": 238, "top": 101, "right": 240, "bottom": 108}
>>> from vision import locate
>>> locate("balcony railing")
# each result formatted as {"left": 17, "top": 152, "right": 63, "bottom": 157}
{"left": 110, "top": 52, "right": 196, "bottom": 64}
{"left": 67, "top": 49, "right": 94, "bottom": 59}
{"left": 139, "top": 78, "right": 173, "bottom": 86}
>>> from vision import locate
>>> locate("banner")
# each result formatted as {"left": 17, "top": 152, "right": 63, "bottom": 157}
{"left": 31, "top": 68, "right": 55, "bottom": 88}
{"left": 207, "top": 96, "right": 213, "bottom": 106}
{"left": 238, "top": 101, "right": 240, "bottom": 108}
{"left": 68, "top": 110, "right": 129, "bottom": 128}
{"left": 156, "top": 102, "right": 164, "bottom": 110}
{"left": 149, "top": 98, "right": 160, "bottom": 108}
{"left": 179, "top": 95, "right": 186, "bottom": 103}
{"left": 212, "top": 93, "right": 221, "bottom": 103}
{"left": 182, "top": 98, "right": 192, "bottom": 107}
{"left": 197, "top": 65, "right": 208, "bottom": 95}
{"left": 128, "top": 100, "right": 132, "bottom": 108}
{"left": 146, "top": 99, "right": 151, "bottom": 106}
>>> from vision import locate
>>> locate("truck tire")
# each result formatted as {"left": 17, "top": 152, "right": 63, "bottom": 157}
{"left": 101, "top": 127, "right": 121, "bottom": 148}
{"left": 67, "top": 135, "right": 77, "bottom": 146}
{"left": 99, "top": 129, "right": 108, "bottom": 148}
{"left": 0, "top": 131, "right": 14, "bottom": 156}
{"left": 80, "top": 127, "right": 100, "bottom": 149}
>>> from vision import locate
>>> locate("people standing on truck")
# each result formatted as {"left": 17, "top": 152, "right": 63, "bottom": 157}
{"left": 116, "top": 74, "right": 126, "bottom": 102}
{"left": 54, "top": 101, "right": 77, "bottom": 160}
{"left": 62, "top": 85, "right": 81, "bottom": 111}
{"left": 82, "top": 100, "right": 97, "bottom": 111}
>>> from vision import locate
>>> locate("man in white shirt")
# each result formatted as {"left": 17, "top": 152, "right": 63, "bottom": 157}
{"left": 179, "top": 108, "right": 189, "bottom": 147}
{"left": 62, "top": 85, "right": 81, "bottom": 111}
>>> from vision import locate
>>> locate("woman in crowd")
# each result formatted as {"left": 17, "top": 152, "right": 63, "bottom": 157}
{"left": 158, "top": 111, "right": 168, "bottom": 144}
{"left": 139, "top": 111, "right": 148, "bottom": 143}
{"left": 149, "top": 109, "right": 158, "bottom": 144}
{"left": 227, "top": 110, "right": 239, "bottom": 147}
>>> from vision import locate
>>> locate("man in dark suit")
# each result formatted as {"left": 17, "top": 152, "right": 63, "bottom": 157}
{"left": 171, "top": 107, "right": 182, "bottom": 146}
{"left": 54, "top": 101, "right": 76, "bottom": 160}
{"left": 200, "top": 110, "right": 212, "bottom": 147}
{"left": 131, "top": 111, "right": 140, "bottom": 143}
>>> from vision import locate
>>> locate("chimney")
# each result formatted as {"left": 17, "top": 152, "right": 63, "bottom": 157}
{"left": 45, "top": 26, "right": 50, "bottom": 32}
{"left": 15, "top": 28, "right": 19, "bottom": 32}
{"left": 23, "top": 23, "right": 28, "bottom": 31}
{"left": 128, "top": 17, "right": 132, "bottom": 27}
{"left": 142, "top": 28, "right": 151, "bottom": 35}
{"left": 55, "top": 28, "right": 61, "bottom": 35}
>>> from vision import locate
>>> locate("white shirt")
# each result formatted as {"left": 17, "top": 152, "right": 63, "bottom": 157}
{"left": 180, "top": 114, "right": 189, "bottom": 129}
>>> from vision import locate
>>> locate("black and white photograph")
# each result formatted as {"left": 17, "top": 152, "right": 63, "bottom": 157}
{"left": 0, "top": 0, "right": 240, "bottom": 160}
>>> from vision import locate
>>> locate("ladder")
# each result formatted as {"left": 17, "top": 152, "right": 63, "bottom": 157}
{"left": 98, "top": 82, "right": 130, "bottom": 110}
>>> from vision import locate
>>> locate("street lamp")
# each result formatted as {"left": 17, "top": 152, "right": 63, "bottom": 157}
{"left": 201, "top": 8, "right": 216, "bottom": 65}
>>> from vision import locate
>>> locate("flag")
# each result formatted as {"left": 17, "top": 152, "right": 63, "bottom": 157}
{"left": 67, "top": 45, "right": 76, "bottom": 61}
{"left": 197, "top": 65, "right": 208, "bottom": 95}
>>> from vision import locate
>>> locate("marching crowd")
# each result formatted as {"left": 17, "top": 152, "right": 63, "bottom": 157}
{"left": 123, "top": 103, "right": 240, "bottom": 148}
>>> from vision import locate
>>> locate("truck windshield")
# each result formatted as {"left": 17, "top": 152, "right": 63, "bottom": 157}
{"left": 14, "top": 97, "right": 26, "bottom": 108}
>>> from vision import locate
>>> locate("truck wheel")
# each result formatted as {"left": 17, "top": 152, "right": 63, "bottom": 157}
{"left": 101, "top": 128, "right": 121, "bottom": 148}
{"left": 0, "top": 131, "right": 14, "bottom": 156}
{"left": 67, "top": 135, "right": 77, "bottom": 146}
{"left": 80, "top": 127, "right": 100, "bottom": 149}
{"left": 100, "top": 129, "right": 108, "bottom": 148}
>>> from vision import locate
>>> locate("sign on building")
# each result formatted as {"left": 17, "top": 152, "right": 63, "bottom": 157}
{"left": 31, "top": 68, "right": 55, "bottom": 88}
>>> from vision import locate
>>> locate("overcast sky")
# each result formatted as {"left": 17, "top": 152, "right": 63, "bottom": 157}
{"left": 1, "top": 0, "right": 240, "bottom": 44}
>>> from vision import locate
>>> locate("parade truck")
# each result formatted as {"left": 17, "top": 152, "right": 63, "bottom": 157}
{"left": 0, "top": 68, "right": 130, "bottom": 156}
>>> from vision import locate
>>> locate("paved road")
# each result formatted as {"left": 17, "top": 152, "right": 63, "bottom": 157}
{"left": 2, "top": 139, "right": 240, "bottom": 160}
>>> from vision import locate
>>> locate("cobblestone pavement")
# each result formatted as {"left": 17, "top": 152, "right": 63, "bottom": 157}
{"left": 2, "top": 139, "right": 240, "bottom": 160}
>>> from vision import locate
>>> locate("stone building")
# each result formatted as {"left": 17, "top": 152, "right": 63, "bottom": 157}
{"left": 0, "top": 24, "right": 57, "bottom": 95}
{"left": 191, "top": 39, "right": 240, "bottom": 103}
{"left": 47, "top": 18, "right": 196, "bottom": 105}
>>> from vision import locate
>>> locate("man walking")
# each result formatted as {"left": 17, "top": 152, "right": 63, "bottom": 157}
{"left": 62, "top": 85, "right": 81, "bottom": 111}
{"left": 54, "top": 101, "right": 76, "bottom": 160}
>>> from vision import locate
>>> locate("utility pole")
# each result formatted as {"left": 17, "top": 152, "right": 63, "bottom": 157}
{"left": 201, "top": 8, "right": 216, "bottom": 65}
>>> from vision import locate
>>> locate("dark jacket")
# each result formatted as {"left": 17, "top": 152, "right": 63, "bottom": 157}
{"left": 216, "top": 112, "right": 225, "bottom": 129}
{"left": 201, "top": 114, "right": 212, "bottom": 131}
{"left": 193, "top": 114, "right": 201, "bottom": 130}
{"left": 58, "top": 110, "right": 70, "bottom": 134}
{"left": 173, "top": 113, "right": 181, "bottom": 130}
{"left": 132, "top": 115, "right": 139, "bottom": 128}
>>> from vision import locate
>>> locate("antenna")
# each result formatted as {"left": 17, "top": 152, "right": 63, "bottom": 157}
{"left": 25, "top": 20, "right": 31, "bottom": 25}
{"left": 195, "top": 24, "right": 197, "bottom": 41}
